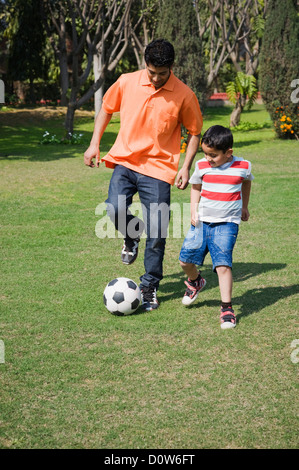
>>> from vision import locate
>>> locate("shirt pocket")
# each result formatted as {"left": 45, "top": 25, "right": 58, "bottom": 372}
{"left": 152, "top": 109, "right": 178, "bottom": 135}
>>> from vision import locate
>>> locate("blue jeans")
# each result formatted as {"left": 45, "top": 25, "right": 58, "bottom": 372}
{"left": 179, "top": 221, "right": 239, "bottom": 272}
{"left": 105, "top": 165, "right": 171, "bottom": 289}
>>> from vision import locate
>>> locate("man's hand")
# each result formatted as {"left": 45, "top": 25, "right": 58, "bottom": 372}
{"left": 175, "top": 167, "right": 189, "bottom": 190}
{"left": 84, "top": 143, "right": 100, "bottom": 168}
{"left": 175, "top": 133, "right": 201, "bottom": 190}
{"left": 83, "top": 108, "right": 112, "bottom": 168}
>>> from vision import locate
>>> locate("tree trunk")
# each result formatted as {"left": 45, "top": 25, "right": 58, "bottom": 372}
{"left": 64, "top": 103, "right": 76, "bottom": 137}
{"left": 13, "top": 81, "right": 26, "bottom": 101}
{"left": 94, "top": 86, "right": 104, "bottom": 119}
{"left": 59, "top": 51, "right": 69, "bottom": 106}
{"left": 230, "top": 101, "right": 243, "bottom": 127}
{"left": 93, "top": 54, "right": 105, "bottom": 118}
{"left": 230, "top": 92, "right": 247, "bottom": 127}
{"left": 29, "top": 74, "right": 35, "bottom": 105}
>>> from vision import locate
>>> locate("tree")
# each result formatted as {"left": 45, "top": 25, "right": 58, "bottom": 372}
{"left": 92, "top": 0, "right": 133, "bottom": 117}
{"left": 259, "top": 0, "right": 299, "bottom": 139}
{"left": 194, "top": 0, "right": 268, "bottom": 90}
{"left": 2, "top": 0, "right": 47, "bottom": 103}
{"left": 129, "top": 0, "right": 160, "bottom": 69}
{"left": 226, "top": 71, "right": 258, "bottom": 127}
{"left": 41, "top": 0, "right": 133, "bottom": 136}
{"left": 156, "top": 0, "right": 207, "bottom": 108}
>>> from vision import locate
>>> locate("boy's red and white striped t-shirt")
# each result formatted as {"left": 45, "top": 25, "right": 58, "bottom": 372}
{"left": 189, "top": 156, "right": 254, "bottom": 224}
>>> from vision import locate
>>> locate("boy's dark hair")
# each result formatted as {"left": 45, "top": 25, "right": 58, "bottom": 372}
{"left": 201, "top": 125, "right": 233, "bottom": 151}
{"left": 144, "top": 39, "right": 175, "bottom": 68}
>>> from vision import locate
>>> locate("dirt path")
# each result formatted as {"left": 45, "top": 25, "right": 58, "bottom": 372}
{"left": 0, "top": 107, "right": 95, "bottom": 126}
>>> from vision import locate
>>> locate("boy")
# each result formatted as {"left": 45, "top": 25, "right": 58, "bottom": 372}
{"left": 179, "top": 125, "right": 254, "bottom": 329}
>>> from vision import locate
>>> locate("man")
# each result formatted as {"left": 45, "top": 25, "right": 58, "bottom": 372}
{"left": 84, "top": 39, "right": 203, "bottom": 311}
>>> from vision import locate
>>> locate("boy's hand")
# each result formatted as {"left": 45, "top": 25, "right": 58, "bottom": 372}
{"left": 241, "top": 208, "right": 250, "bottom": 221}
{"left": 191, "top": 213, "right": 199, "bottom": 227}
{"left": 84, "top": 144, "right": 100, "bottom": 168}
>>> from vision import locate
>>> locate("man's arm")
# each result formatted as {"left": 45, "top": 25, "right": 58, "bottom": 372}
{"left": 241, "top": 179, "right": 252, "bottom": 221}
{"left": 84, "top": 108, "right": 113, "bottom": 167}
{"left": 175, "top": 133, "right": 201, "bottom": 189}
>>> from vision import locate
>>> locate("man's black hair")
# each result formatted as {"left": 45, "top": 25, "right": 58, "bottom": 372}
{"left": 201, "top": 125, "right": 233, "bottom": 152}
{"left": 144, "top": 39, "right": 175, "bottom": 68}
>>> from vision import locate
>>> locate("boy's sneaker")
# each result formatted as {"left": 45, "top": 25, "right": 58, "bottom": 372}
{"left": 220, "top": 307, "right": 236, "bottom": 329}
{"left": 121, "top": 237, "right": 140, "bottom": 265}
{"left": 182, "top": 276, "right": 206, "bottom": 306}
{"left": 141, "top": 286, "right": 159, "bottom": 311}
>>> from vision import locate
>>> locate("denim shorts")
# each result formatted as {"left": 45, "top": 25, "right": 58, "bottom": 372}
{"left": 179, "top": 221, "right": 239, "bottom": 272}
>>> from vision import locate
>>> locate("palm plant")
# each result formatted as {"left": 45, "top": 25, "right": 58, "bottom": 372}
{"left": 226, "top": 72, "right": 258, "bottom": 127}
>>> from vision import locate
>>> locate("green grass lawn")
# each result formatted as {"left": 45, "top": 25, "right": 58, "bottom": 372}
{"left": 0, "top": 104, "right": 298, "bottom": 449}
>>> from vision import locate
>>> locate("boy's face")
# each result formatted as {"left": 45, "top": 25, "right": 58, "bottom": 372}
{"left": 201, "top": 142, "right": 233, "bottom": 167}
{"left": 146, "top": 63, "right": 172, "bottom": 89}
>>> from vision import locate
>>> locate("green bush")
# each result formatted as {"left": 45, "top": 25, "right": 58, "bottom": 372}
{"left": 259, "top": 0, "right": 299, "bottom": 139}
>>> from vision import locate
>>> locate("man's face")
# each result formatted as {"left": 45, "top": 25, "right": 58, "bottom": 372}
{"left": 146, "top": 63, "right": 172, "bottom": 89}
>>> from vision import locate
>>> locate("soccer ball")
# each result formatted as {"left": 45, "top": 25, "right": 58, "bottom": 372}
{"left": 103, "top": 277, "right": 141, "bottom": 316}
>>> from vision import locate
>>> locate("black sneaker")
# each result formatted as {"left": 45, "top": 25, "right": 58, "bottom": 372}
{"left": 220, "top": 307, "right": 236, "bottom": 329}
{"left": 182, "top": 276, "right": 206, "bottom": 306}
{"left": 121, "top": 237, "right": 140, "bottom": 265}
{"left": 140, "top": 286, "right": 159, "bottom": 311}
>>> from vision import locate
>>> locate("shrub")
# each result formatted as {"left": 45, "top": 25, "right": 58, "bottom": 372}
{"left": 259, "top": 0, "right": 299, "bottom": 140}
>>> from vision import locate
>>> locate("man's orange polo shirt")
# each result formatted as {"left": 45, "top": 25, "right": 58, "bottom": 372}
{"left": 101, "top": 69, "right": 203, "bottom": 185}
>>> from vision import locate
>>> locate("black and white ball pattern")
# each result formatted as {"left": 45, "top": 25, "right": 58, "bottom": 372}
{"left": 103, "top": 277, "right": 141, "bottom": 316}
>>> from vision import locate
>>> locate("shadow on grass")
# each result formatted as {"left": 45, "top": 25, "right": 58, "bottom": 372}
{"left": 232, "top": 284, "right": 299, "bottom": 321}
{"left": 203, "top": 104, "right": 268, "bottom": 119}
{"left": 0, "top": 130, "right": 116, "bottom": 162}
{"left": 203, "top": 107, "right": 233, "bottom": 118}
{"left": 233, "top": 140, "right": 261, "bottom": 148}
{"left": 159, "top": 262, "right": 298, "bottom": 320}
